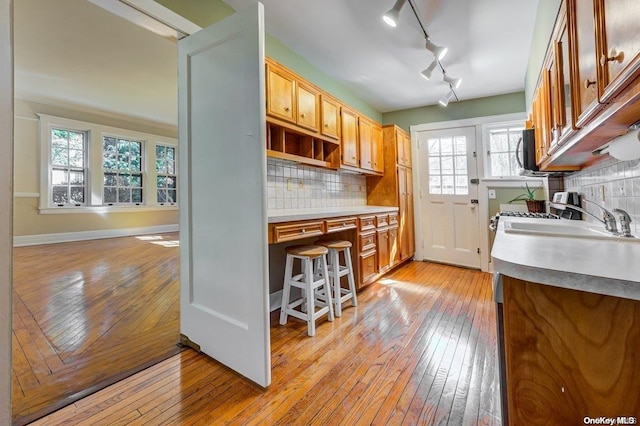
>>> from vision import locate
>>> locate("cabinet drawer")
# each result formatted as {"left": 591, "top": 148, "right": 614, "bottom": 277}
{"left": 375, "top": 214, "right": 389, "bottom": 228}
{"left": 359, "top": 215, "right": 376, "bottom": 231}
{"left": 388, "top": 213, "right": 399, "bottom": 226}
{"left": 359, "top": 231, "right": 377, "bottom": 252}
{"left": 272, "top": 221, "right": 324, "bottom": 243}
{"left": 359, "top": 250, "right": 378, "bottom": 285}
{"left": 326, "top": 217, "right": 357, "bottom": 233}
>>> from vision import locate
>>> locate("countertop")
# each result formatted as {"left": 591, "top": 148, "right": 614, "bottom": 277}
{"left": 491, "top": 216, "right": 640, "bottom": 302}
{"left": 267, "top": 205, "right": 399, "bottom": 223}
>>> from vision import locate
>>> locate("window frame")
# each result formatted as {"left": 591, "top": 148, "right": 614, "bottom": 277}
{"left": 155, "top": 143, "right": 178, "bottom": 205}
{"left": 102, "top": 135, "right": 145, "bottom": 206}
{"left": 49, "top": 127, "right": 89, "bottom": 207}
{"left": 38, "top": 114, "right": 178, "bottom": 213}
{"left": 483, "top": 121, "right": 526, "bottom": 178}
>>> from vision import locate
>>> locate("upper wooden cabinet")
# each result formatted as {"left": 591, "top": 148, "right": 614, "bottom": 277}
{"left": 266, "top": 62, "right": 296, "bottom": 123}
{"left": 529, "top": 0, "right": 640, "bottom": 170}
{"left": 359, "top": 117, "right": 373, "bottom": 170}
{"left": 571, "top": 0, "right": 600, "bottom": 125}
{"left": 371, "top": 125, "right": 384, "bottom": 173}
{"left": 296, "top": 81, "right": 319, "bottom": 132}
{"left": 341, "top": 107, "right": 359, "bottom": 168}
{"left": 597, "top": 0, "right": 640, "bottom": 102}
{"left": 397, "top": 130, "right": 412, "bottom": 167}
{"left": 320, "top": 95, "right": 340, "bottom": 140}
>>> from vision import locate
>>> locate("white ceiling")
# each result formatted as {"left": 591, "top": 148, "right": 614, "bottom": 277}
{"left": 13, "top": 0, "right": 540, "bottom": 127}
{"left": 225, "top": 0, "right": 541, "bottom": 112}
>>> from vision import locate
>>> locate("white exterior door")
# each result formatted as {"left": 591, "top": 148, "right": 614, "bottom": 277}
{"left": 416, "top": 126, "right": 481, "bottom": 268}
{"left": 178, "top": 3, "right": 270, "bottom": 387}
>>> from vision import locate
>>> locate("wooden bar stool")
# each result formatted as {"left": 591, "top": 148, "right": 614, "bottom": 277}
{"left": 314, "top": 240, "right": 357, "bottom": 317}
{"left": 279, "top": 245, "right": 334, "bottom": 336}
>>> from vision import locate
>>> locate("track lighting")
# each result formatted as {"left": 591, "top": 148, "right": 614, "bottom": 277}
{"left": 439, "top": 90, "right": 455, "bottom": 107}
{"left": 382, "top": 0, "right": 407, "bottom": 27}
{"left": 420, "top": 60, "right": 438, "bottom": 80}
{"left": 382, "top": 0, "right": 460, "bottom": 106}
{"left": 443, "top": 74, "right": 462, "bottom": 89}
{"left": 425, "top": 38, "right": 447, "bottom": 61}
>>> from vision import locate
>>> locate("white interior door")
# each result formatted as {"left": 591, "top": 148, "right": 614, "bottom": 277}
{"left": 417, "top": 126, "right": 481, "bottom": 268}
{"left": 178, "top": 3, "right": 270, "bottom": 387}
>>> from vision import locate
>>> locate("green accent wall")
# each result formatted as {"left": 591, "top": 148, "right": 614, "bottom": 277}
{"left": 156, "top": 0, "right": 381, "bottom": 121}
{"left": 382, "top": 92, "right": 526, "bottom": 133}
{"left": 524, "top": 0, "right": 561, "bottom": 107}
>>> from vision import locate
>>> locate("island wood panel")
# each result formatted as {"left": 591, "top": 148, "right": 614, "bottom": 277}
{"left": 11, "top": 233, "right": 181, "bottom": 426}
{"left": 31, "top": 261, "right": 501, "bottom": 426}
{"left": 502, "top": 276, "right": 640, "bottom": 425}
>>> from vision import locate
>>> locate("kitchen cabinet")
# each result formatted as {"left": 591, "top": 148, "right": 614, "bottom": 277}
{"left": 571, "top": 0, "right": 600, "bottom": 126}
{"left": 320, "top": 95, "right": 340, "bottom": 140}
{"left": 371, "top": 124, "right": 384, "bottom": 173}
{"left": 499, "top": 275, "right": 640, "bottom": 424}
{"left": 359, "top": 117, "right": 373, "bottom": 171}
{"left": 597, "top": 0, "right": 640, "bottom": 103}
{"left": 367, "top": 125, "right": 415, "bottom": 263}
{"left": 340, "top": 107, "right": 359, "bottom": 168}
{"left": 296, "top": 80, "right": 319, "bottom": 132}
{"left": 266, "top": 61, "right": 296, "bottom": 123}
{"left": 529, "top": 0, "right": 640, "bottom": 169}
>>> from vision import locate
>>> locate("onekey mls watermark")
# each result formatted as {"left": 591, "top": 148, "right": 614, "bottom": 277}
{"left": 583, "top": 417, "right": 637, "bottom": 425}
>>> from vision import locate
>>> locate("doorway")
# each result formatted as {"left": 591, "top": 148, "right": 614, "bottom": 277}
{"left": 11, "top": 0, "right": 188, "bottom": 422}
{"left": 414, "top": 126, "right": 481, "bottom": 269}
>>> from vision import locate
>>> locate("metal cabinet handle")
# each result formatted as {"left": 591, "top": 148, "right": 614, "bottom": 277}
{"left": 584, "top": 79, "right": 596, "bottom": 89}
{"left": 285, "top": 107, "right": 291, "bottom": 112}
{"left": 300, "top": 113, "right": 305, "bottom": 118}
{"left": 600, "top": 50, "right": 624, "bottom": 66}
{"left": 301, "top": 229, "right": 306, "bottom": 234}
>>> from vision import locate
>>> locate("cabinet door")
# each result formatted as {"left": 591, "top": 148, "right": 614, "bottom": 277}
{"left": 371, "top": 124, "right": 384, "bottom": 173}
{"left": 388, "top": 226, "right": 399, "bottom": 266}
{"left": 398, "top": 167, "right": 410, "bottom": 261}
{"left": 320, "top": 96, "right": 340, "bottom": 140}
{"left": 556, "top": 12, "right": 575, "bottom": 141}
{"left": 547, "top": 52, "right": 561, "bottom": 151}
{"left": 359, "top": 250, "right": 378, "bottom": 287}
{"left": 405, "top": 169, "right": 415, "bottom": 258}
{"left": 397, "top": 130, "right": 411, "bottom": 167}
{"left": 341, "top": 108, "right": 359, "bottom": 167}
{"left": 572, "top": 0, "right": 599, "bottom": 125}
{"left": 266, "top": 63, "right": 295, "bottom": 123}
{"left": 359, "top": 118, "right": 373, "bottom": 170}
{"left": 296, "top": 81, "right": 319, "bottom": 132}
{"left": 599, "top": 0, "right": 640, "bottom": 101}
{"left": 377, "top": 228, "right": 390, "bottom": 272}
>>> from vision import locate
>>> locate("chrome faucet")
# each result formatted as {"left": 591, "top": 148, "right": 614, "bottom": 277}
{"left": 613, "top": 208, "right": 634, "bottom": 237}
{"left": 550, "top": 200, "right": 619, "bottom": 235}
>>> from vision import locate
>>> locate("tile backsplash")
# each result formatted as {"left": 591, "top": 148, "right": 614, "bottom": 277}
{"left": 564, "top": 157, "right": 640, "bottom": 233}
{"left": 267, "top": 158, "right": 367, "bottom": 210}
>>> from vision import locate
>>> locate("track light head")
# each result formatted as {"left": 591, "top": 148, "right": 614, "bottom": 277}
{"left": 425, "top": 38, "right": 448, "bottom": 61}
{"left": 420, "top": 59, "right": 438, "bottom": 80}
{"left": 382, "top": 0, "right": 407, "bottom": 27}
{"left": 443, "top": 74, "right": 462, "bottom": 89}
{"left": 439, "top": 90, "right": 455, "bottom": 107}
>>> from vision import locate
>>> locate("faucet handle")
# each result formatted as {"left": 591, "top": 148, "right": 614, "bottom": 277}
{"left": 613, "top": 208, "right": 633, "bottom": 237}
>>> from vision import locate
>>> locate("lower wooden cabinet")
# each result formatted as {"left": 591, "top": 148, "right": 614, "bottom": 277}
{"left": 359, "top": 250, "right": 378, "bottom": 285}
{"left": 500, "top": 275, "right": 640, "bottom": 425}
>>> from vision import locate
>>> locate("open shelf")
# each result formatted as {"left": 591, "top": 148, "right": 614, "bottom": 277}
{"left": 267, "top": 121, "right": 339, "bottom": 169}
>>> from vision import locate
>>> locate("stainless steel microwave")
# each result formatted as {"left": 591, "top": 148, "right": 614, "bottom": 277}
{"left": 516, "top": 128, "right": 539, "bottom": 172}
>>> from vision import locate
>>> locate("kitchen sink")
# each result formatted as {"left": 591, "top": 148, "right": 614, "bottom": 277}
{"left": 503, "top": 220, "right": 638, "bottom": 242}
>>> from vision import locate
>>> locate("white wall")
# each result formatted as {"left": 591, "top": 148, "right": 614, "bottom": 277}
{"left": 0, "top": 0, "right": 12, "bottom": 422}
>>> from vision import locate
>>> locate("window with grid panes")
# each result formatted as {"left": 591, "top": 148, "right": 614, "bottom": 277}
{"left": 487, "top": 126, "right": 524, "bottom": 177}
{"left": 102, "top": 136, "right": 143, "bottom": 204}
{"left": 427, "top": 136, "right": 468, "bottom": 195}
{"left": 156, "top": 144, "right": 177, "bottom": 204}
{"left": 50, "top": 128, "right": 87, "bottom": 206}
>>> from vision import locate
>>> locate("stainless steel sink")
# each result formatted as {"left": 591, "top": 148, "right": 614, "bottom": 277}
{"left": 503, "top": 220, "right": 638, "bottom": 242}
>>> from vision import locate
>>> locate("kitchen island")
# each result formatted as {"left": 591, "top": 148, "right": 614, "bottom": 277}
{"left": 492, "top": 217, "right": 640, "bottom": 425}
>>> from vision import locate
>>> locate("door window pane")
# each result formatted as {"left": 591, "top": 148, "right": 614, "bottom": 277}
{"left": 427, "top": 135, "right": 469, "bottom": 195}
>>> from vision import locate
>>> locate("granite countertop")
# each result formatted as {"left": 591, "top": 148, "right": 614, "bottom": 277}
{"left": 491, "top": 216, "right": 640, "bottom": 302}
{"left": 267, "top": 205, "right": 399, "bottom": 223}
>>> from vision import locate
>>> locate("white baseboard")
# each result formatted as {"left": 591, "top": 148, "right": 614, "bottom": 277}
{"left": 269, "top": 290, "right": 283, "bottom": 313}
{"left": 14, "top": 224, "right": 179, "bottom": 247}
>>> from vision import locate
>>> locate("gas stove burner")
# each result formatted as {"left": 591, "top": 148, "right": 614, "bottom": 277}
{"left": 499, "top": 211, "right": 560, "bottom": 219}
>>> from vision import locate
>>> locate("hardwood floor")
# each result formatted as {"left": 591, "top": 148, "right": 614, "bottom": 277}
{"left": 30, "top": 261, "right": 501, "bottom": 425}
{"left": 11, "top": 233, "right": 181, "bottom": 425}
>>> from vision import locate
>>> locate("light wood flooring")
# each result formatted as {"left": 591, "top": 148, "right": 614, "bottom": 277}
{"left": 12, "top": 233, "right": 181, "bottom": 425}
{"left": 30, "top": 261, "right": 501, "bottom": 425}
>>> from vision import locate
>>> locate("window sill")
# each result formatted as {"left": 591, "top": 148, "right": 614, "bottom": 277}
{"left": 39, "top": 205, "right": 179, "bottom": 214}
